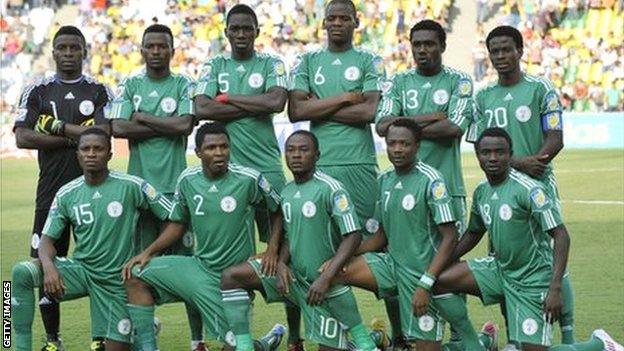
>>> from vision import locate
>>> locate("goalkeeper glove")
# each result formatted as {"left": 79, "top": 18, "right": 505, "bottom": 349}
{"left": 35, "top": 114, "right": 65, "bottom": 136}
{"left": 80, "top": 118, "right": 95, "bottom": 127}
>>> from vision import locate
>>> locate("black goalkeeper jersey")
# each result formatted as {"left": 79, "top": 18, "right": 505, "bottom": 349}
{"left": 13, "top": 74, "right": 111, "bottom": 210}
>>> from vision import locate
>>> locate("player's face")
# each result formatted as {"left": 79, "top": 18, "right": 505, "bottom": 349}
{"left": 476, "top": 136, "right": 511, "bottom": 178}
{"left": 285, "top": 134, "right": 318, "bottom": 175}
{"left": 386, "top": 126, "right": 419, "bottom": 170}
{"left": 196, "top": 133, "right": 230, "bottom": 176}
{"left": 487, "top": 36, "right": 522, "bottom": 74}
{"left": 141, "top": 32, "right": 173, "bottom": 70}
{"left": 52, "top": 35, "right": 85, "bottom": 74}
{"left": 323, "top": 3, "right": 358, "bottom": 45}
{"left": 411, "top": 30, "right": 444, "bottom": 72}
{"left": 77, "top": 135, "right": 111, "bottom": 173}
{"left": 225, "top": 13, "right": 258, "bottom": 53}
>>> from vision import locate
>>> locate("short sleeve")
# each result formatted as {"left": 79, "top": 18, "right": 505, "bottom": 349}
{"left": 426, "top": 178, "right": 456, "bottom": 225}
{"left": 177, "top": 76, "right": 195, "bottom": 116}
{"left": 329, "top": 188, "right": 361, "bottom": 236}
{"left": 265, "top": 56, "right": 289, "bottom": 90}
{"left": 467, "top": 190, "right": 487, "bottom": 233}
{"left": 169, "top": 179, "right": 190, "bottom": 223}
{"left": 289, "top": 53, "right": 310, "bottom": 93}
{"left": 466, "top": 95, "right": 483, "bottom": 143}
{"left": 252, "top": 174, "right": 282, "bottom": 212}
{"left": 42, "top": 194, "right": 69, "bottom": 239}
{"left": 94, "top": 84, "right": 113, "bottom": 124}
{"left": 527, "top": 187, "right": 563, "bottom": 231}
{"left": 13, "top": 84, "right": 42, "bottom": 130}
{"left": 193, "top": 59, "right": 219, "bottom": 99}
{"left": 375, "top": 75, "right": 402, "bottom": 124}
{"left": 540, "top": 89, "right": 563, "bottom": 132}
{"left": 362, "top": 54, "right": 385, "bottom": 92}
{"left": 448, "top": 76, "right": 474, "bottom": 133}
{"left": 108, "top": 79, "right": 134, "bottom": 120}
{"left": 139, "top": 181, "right": 172, "bottom": 221}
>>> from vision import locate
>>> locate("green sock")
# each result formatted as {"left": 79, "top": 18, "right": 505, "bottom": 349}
{"left": 350, "top": 323, "right": 377, "bottom": 351}
{"left": 221, "top": 289, "right": 254, "bottom": 351}
{"left": 433, "top": 294, "right": 486, "bottom": 351}
{"left": 562, "top": 327, "right": 576, "bottom": 344}
{"left": 185, "top": 302, "right": 203, "bottom": 341}
{"left": 127, "top": 304, "right": 157, "bottom": 351}
{"left": 383, "top": 296, "right": 402, "bottom": 340}
{"left": 442, "top": 341, "right": 463, "bottom": 351}
{"left": 12, "top": 262, "right": 42, "bottom": 351}
{"left": 285, "top": 302, "right": 301, "bottom": 344}
{"left": 551, "top": 336, "right": 605, "bottom": 351}
{"left": 324, "top": 289, "right": 363, "bottom": 327}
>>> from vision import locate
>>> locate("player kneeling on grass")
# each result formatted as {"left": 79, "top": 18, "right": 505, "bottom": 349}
{"left": 122, "top": 122, "right": 285, "bottom": 351}
{"left": 433, "top": 128, "right": 623, "bottom": 351}
{"left": 317, "top": 119, "right": 495, "bottom": 351}
{"left": 11, "top": 128, "right": 172, "bottom": 351}
{"left": 220, "top": 130, "right": 379, "bottom": 351}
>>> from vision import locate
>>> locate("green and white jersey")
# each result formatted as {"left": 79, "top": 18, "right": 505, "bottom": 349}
{"left": 376, "top": 66, "right": 474, "bottom": 197}
{"left": 468, "top": 168, "right": 563, "bottom": 289}
{"left": 109, "top": 71, "right": 194, "bottom": 193}
{"left": 281, "top": 171, "right": 360, "bottom": 281}
{"left": 193, "top": 52, "right": 288, "bottom": 173}
{"left": 42, "top": 171, "right": 172, "bottom": 278}
{"left": 290, "top": 47, "right": 386, "bottom": 166}
{"left": 169, "top": 163, "right": 281, "bottom": 271}
{"left": 375, "top": 161, "right": 455, "bottom": 273}
{"left": 468, "top": 74, "right": 563, "bottom": 181}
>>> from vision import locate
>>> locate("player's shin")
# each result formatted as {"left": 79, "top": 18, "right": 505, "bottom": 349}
{"left": 325, "top": 291, "right": 377, "bottom": 351}
{"left": 221, "top": 289, "right": 254, "bottom": 351}
{"left": 12, "top": 262, "right": 41, "bottom": 351}
{"left": 433, "top": 294, "right": 490, "bottom": 351}
{"left": 127, "top": 304, "right": 157, "bottom": 351}
{"left": 184, "top": 302, "right": 204, "bottom": 347}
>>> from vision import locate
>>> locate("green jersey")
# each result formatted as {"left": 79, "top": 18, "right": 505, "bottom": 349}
{"left": 281, "top": 171, "right": 360, "bottom": 281}
{"left": 290, "top": 47, "right": 386, "bottom": 166}
{"left": 468, "top": 168, "right": 563, "bottom": 289}
{"left": 375, "top": 161, "right": 455, "bottom": 273}
{"left": 193, "top": 52, "right": 288, "bottom": 173}
{"left": 109, "top": 71, "right": 194, "bottom": 193}
{"left": 169, "top": 163, "right": 281, "bottom": 271}
{"left": 468, "top": 74, "right": 563, "bottom": 181}
{"left": 42, "top": 171, "right": 171, "bottom": 278}
{"left": 376, "top": 66, "right": 474, "bottom": 197}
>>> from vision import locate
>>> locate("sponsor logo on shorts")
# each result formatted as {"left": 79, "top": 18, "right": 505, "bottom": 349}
{"left": 182, "top": 231, "right": 194, "bottom": 248}
{"left": 302, "top": 201, "right": 317, "bottom": 218}
{"left": 522, "top": 318, "right": 538, "bottom": 336}
{"left": 515, "top": 105, "right": 532, "bottom": 122}
{"left": 107, "top": 201, "right": 123, "bottom": 218}
{"left": 220, "top": 196, "right": 237, "bottom": 213}
{"left": 499, "top": 204, "right": 512, "bottom": 221}
{"left": 117, "top": 318, "right": 132, "bottom": 335}
{"left": 418, "top": 315, "right": 435, "bottom": 332}
{"left": 79, "top": 100, "right": 95, "bottom": 115}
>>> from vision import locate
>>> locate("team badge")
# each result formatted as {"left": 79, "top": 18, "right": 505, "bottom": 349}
{"left": 113, "top": 85, "right": 125, "bottom": 102}
{"left": 402, "top": 194, "right": 415, "bottom": 211}
{"left": 522, "top": 318, "right": 538, "bottom": 336}
{"left": 458, "top": 79, "right": 472, "bottom": 97}
{"left": 31, "top": 233, "right": 40, "bottom": 250}
{"left": 547, "top": 113, "right": 561, "bottom": 130}
{"left": 515, "top": 105, "right": 532, "bottom": 122}
{"left": 220, "top": 196, "right": 237, "bottom": 213}
{"left": 380, "top": 81, "right": 393, "bottom": 95}
{"left": 182, "top": 231, "right": 194, "bottom": 248}
{"left": 431, "top": 181, "right": 447, "bottom": 200}
{"left": 273, "top": 61, "right": 286, "bottom": 76}
{"left": 160, "top": 97, "right": 177, "bottom": 113}
{"left": 199, "top": 64, "right": 212, "bottom": 79}
{"left": 107, "top": 201, "right": 123, "bottom": 218}
{"left": 418, "top": 315, "right": 435, "bottom": 332}
{"left": 117, "top": 318, "right": 132, "bottom": 336}
{"left": 142, "top": 182, "right": 159, "bottom": 201}
{"left": 498, "top": 204, "right": 512, "bottom": 221}
{"left": 433, "top": 89, "right": 449, "bottom": 105}
{"left": 79, "top": 100, "right": 95, "bottom": 115}
{"left": 248, "top": 73, "right": 264, "bottom": 88}
{"left": 546, "top": 92, "right": 560, "bottom": 111}
{"left": 290, "top": 56, "right": 303, "bottom": 74}
{"left": 365, "top": 218, "right": 379, "bottom": 234}
{"left": 334, "top": 193, "right": 351, "bottom": 212}
{"left": 302, "top": 201, "right": 317, "bottom": 218}
{"left": 259, "top": 176, "right": 271, "bottom": 194}
{"left": 530, "top": 188, "right": 547, "bottom": 208}
{"left": 344, "top": 66, "right": 361, "bottom": 81}
{"left": 373, "top": 56, "right": 384, "bottom": 75}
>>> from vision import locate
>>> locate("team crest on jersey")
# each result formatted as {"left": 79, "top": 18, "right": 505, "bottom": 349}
{"left": 199, "top": 64, "right": 212, "bottom": 79}
{"left": 431, "top": 181, "right": 447, "bottom": 200}
{"left": 31, "top": 233, "right": 40, "bottom": 250}
{"left": 142, "top": 182, "right": 159, "bottom": 201}
{"left": 418, "top": 315, "right": 435, "bottom": 332}
{"left": 182, "top": 231, "right": 194, "bottom": 248}
{"left": 344, "top": 66, "right": 361, "bottom": 81}
{"left": 334, "top": 193, "right": 351, "bottom": 212}
{"left": 402, "top": 194, "right": 416, "bottom": 211}
{"left": 515, "top": 105, "right": 532, "bottom": 122}
{"left": 107, "top": 201, "right": 124, "bottom": 218}
{"left": 546, "top": 92, "right": 559, "bottom": 111}
{"left": 290, "top": 56, "right": 303, "bottom": 74}
{"left": 365, "top": 218, "right": 379, "bottom": 233}
{"left": 530, "top": 188, "right": 548, "bottom": 208}
{"left": 248, "top": 73, "right": 264, "bottom": 88}
{"left": 113, "top": 85, "right": 125, "bottom": 102}
{"left": 373, "top": 56, "right": 384, "bottom": 75}
{"left": 458, "top": 79, "right": 472, "bottom": 97}
{"left": 220, "top": 196, "right": 237, "bottom": 213}
{"left": 302, "top": 201, "right": 317, "bottom": 218}
{"left": 79, "top": 100, "right": 95, "bottom": 116}
{"left": 273, "top": 61, "right": 286, "bottom": 76}
{"left": 117, "top": 318, "right": 132, "bottom": 335}
{"left": 160, "top": 97, "right": 177, "bottom": 113}
{"left": 498, "top": 204, "right": 512, "bottom": 221}
{"left": 433, "top": 89, "right": 449, "bottom": 105}
{"left": 259, "top": 176, "right": 271, "bottom": 194}
{"left": 547, "top": 113, "right": 561, "bottom": 129}
{"left": 522, "top": 318, "right": 538, "bottom": 335}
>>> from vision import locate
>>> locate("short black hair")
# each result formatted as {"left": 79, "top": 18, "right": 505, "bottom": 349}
{"left": 388, "top": 118, "right": 422, "bottom": 142}
{"left": 286, "top": 130, "right": 320, "bottom": 154}
{"left": 142, "top": 24, "right": 174, "bottom": 47}
{"left": 486, "top": 25, "right": 523, "bottom": 51}
{"left": 409, "top": 19, "right": 446, "bottom": 47}
{"left": 226, "top": 4, "right": 258, "bottom": 27}
{"left": 53, "top": 26, "right": 86, "bottom": 47}
{"left": 475, "top": 127, "right": 513, "bottom": 154}
{"left": 78, "top": 128, "right": 111, "bottom": 151}
{"left": 195, "top": 122, "right": 229, "bottom": 149}
{"left": 325, "top": 0, "right": 357, "bottom": 17}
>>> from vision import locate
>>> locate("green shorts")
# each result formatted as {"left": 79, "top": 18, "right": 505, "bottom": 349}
{"left": 254, "top": 171, "right": 286, "bottom": 243}
{"left": 318, "top": 164, "right": 378, "bottom": 237}
{"left": 364, "top": 253, "right": 446, "bottom": 341}
{"left": 134, "top": 194, "right": 194, "bottom": 256}
{"left": 133, "top": 255, "right": 230, "bottom": 342}
{"left": 468, "top": 257, "right": 553, "bottom": 346}
{"left": 47, "top": 258, "right": 130, "bottom": 343}
{"left": 450, "top": 196, "right": 467, "bottom": 236}
{"left": 249, "top": 259, "right": 351, "bottom": 349}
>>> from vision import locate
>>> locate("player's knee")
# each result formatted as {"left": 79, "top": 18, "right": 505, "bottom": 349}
{"left": 220, "top": 265, "right": 245, "bottom": 290}
{"left": 12, "top": 261, "right": 39, "bottom": 289}
{"left": 124, "top": 276, "right": 150, "bottom": 295}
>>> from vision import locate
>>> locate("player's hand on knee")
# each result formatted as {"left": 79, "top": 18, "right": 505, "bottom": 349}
{"left": 307, "top": 275, "right": 330, "bottom": 306}
{"left": 122, "top": 252, "right": 152, "bottom": 281}
{"left": 259, "top": 247, "right": 279, "bottom": 277}
{"left": 42, "top": 265, "right": 65, "bottom": 299}
{"left": 543, "top": 286, "right": 563, "bottom": 322}
{"left": 412, "top": 287, "right": 430, "bottom": 316}
{"left": 276, "top": 262, "right": 293, "bottom": 295}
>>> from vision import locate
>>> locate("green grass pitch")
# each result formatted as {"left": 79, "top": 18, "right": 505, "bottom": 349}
{"left": 1, "top": 149, "right": 623, "bottom": 349}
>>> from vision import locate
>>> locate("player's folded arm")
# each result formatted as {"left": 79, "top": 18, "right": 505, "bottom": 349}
{"left": 132, "top": 111, "right": 194, "bottom": 136}
{"left": 14, "top": 126, "right": 70, "bottom": 150}
{"left": 192, "top": 94, "right": 247, "bottom": 121}
{"left": 287, "top": 89, "right": 346, "bottom": 122}
{"left": 331, "top": 91, "right": 381, "bottom": 125}
{"left": 227, "top": 86, "right": 288, "bottom": 115}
